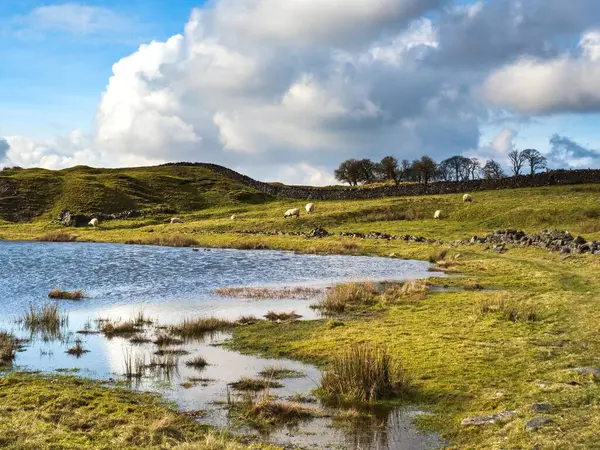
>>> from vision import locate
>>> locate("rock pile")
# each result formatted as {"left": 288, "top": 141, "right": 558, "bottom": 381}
{"left": 463, "top": 229, "right": 600, "bottom": 255}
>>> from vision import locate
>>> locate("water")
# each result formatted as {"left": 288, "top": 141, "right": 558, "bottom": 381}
{"left": 0, "top": 241, "right": 445, "bottom": 449}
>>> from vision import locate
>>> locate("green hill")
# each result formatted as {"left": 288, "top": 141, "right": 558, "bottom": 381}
{"left": 0, "top": 165, "right": 271, "bottom": 222}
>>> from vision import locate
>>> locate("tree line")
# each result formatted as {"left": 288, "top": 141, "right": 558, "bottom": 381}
{"left": 334, "top": 149, "right": 547, "bottom": 186}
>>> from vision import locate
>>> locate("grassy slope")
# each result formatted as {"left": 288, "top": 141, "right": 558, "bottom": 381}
{"left": 0, "top": 373, "right": 278, "bottom": 450}
{"left": 3, "top": 174, "right": 600, "bottom": 448}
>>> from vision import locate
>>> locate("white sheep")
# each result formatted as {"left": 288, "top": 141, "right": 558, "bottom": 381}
{"left": 434, "top": 210, "right": 442, "bottom": 219}
{"left": 305, "top": 203, "right": 316, "bottom": 214}
{"left": 88, "top": 218, "right": 99, "bottom": 227}
{"left": 170, "top": 217, "right": 184, "bottom": 224}
{"left": 463, "top": 194, "right": 473, "bottom": 203}
{"left": 284, "top": 208, "right": 300, "bottom": 219}
{"left": 230, "top": 214, "right": 237, "bottom": 220}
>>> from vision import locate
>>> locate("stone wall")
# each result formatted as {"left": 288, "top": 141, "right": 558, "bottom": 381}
{"left": 163, "top": 163, "right": 600, "bottom": 200}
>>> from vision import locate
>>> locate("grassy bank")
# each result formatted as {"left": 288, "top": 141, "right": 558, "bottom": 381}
{"left": 3, "top": 184, "right": 600, "bottom": 448}
{"left": 0, "top": 373, "right": 278, "bottom": 450}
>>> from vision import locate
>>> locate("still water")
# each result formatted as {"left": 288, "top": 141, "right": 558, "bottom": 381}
{"left": 0, "top": 241, "right": 444, "bottom": 449}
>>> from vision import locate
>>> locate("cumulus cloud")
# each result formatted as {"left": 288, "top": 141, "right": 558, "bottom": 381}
{"left": 14, "top": 3, "right": 134, "bottom": 36}
{"left": 479, "top": 30, "right": 600, "bottom": 114}
{"left": 548, "top": 134, "right": 600, "bottom": 168}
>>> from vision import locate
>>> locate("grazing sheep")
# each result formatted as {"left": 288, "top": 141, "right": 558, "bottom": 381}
{"left": 463, "top": 194, "right": 473, "bottom": 203}
{"left": 88, "top": 218, "right": 99, "bottom": 227}
{"left": 170, "top": 217, "right": 184, "bottom": 224}
{"left": 284, "top": 208, "right": 300, "bottom": 219}
{"left": 230, "top": 214, "right": 237, "bottom": 220}
{"left": 434, "top": 210, "right": 442, "bottom": 219}
{"left": 305, "top": 203, "right": 316, "bottom": 214}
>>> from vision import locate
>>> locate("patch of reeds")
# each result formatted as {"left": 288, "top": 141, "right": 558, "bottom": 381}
{"left": 478, "top": 296, "right": 540, "bottom": 323}
{"left": 237, "top": 315, "right": 261, "bottom": 325}
{"left": 0, "top": 332, "right": 18, "bottom": 362}
{"left": 101, "top": 321, "right": 140, "bottom": 337}
{"left": 314, "top": 282, "right": 378, "bottom": 314}
{"left": 48, "top": 289, "right": 85, "bottom": 300}
{"left": 319, "top": 343, "right": 409, "bottom": 402}
{"left": 154, "top": 348, "right": 189, "bottom": 356}
{"left": 129, "top": 335, "right": 152, "bottom": 344}
{"left": 185, "top": 356, "right": 209, "bottom": 370}
{"left": 171, "top": 317, "right": 234, "bottom": 338}
{"left": 39, "top": 231, "right": 77, "bottom": 242}
{"left": 428, "top": 248, "right": 449, "bottom": 264}
{"left": 229, "top": 377, "right": 284, "bottom": 392}
{"left": 215, "top": 286, "right": 323, "bottom": 300}
{"left": 153, "top": 333, "right": 184, "bottom": 346}
{"left": 263, "top": 311, "right": 302, "bottom": 322}
{"left": 66, "top": 338, "right": 89, "bottom": 357}
{"left": 133, "top": 310, "right": 154, "bottom": 326}
{"left": 124, "top": 234, "right": 198, "bottom": 248}
{"left": 123, "top": 350, "right": 145, "bottom": 380}
{"left": 257, "top": 366, "right": 305, "bottom": 379}
{"left": 146, "top": 354, "right": 179, "bottom": 380}
{"left": 21, "top": 303, "right": 68, "bottom": 338}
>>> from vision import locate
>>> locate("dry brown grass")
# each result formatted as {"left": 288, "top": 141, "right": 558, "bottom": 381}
{"left": 153, "top": 333, "right": 184, "bottom": 346}
{"left": 39, "top": 231, "right": 77, "bottom": 242}
{"left": 124, "top": 234, "right": 198, "bottom": 247}
{"left": 215, "top": 286, "right": 323, "bottom": 300}
{"left": 0, "top": 332, "right": 18, "bottom": 362}
{"left": 315, "top": 282, "right": 378, "bottom": 314}
{"left": 263, "top": 311, "right": 302, "bottom": 321}
{"left": 478, "top": 296, "right": 540, "bottom": 323}
{"left": 185, "top": 356, "right": 209, "bottom": 370}
{"left": 101, "top": 321, "right": 140, "bottom": 337}
{"left": 171, "top": 317, "right": 234, "bottom": 337}
{"left": 66, "top": 339, "right": 89, "bottom": 357}
{"left": 48, "top": 289, "right": 85, "bottom": 300}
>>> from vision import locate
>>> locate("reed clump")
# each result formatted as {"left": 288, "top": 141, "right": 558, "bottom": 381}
{"left": 48, "top": 289, "right": 85, "bottom": 300}
{"left": 315, "top": 282, "right": 378, "bottom": 314}
{"left": 66, "top": 339, "right": 89, "bottom": 357}
{"left": 257, "top": 366, "right": 305, "bottom": 379}
{"left": 123, "top": 350, "right": 145, "bottom": 380}
{"left": 21, "top": 303, "right": 67, "bottom": 337}
{"left": 263, "top": 311, "right": 302, "bottom": 322}
{"left": 39, "top": 231, "right": 77, "bottom": 242}
{"left": 0, "top": 332, "right": 18, "bottom": 362}
{"left": 319, "top": 343, "right": 408, "bottom": 402}
{"left": 171, "top": 317, "right": 234, "bottom": 337}
{"left": 101, "top": 321, "right": 140, "bottom": 337}
{"left": 185, "top": 356, "right": 209, "bottom": 370}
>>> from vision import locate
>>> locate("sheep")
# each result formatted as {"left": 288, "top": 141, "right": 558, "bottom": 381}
{"left": 305, "top": 203, "right": 316, "bottom": 214}
{"left": 463, "top": 194, "right": 473, "bottom": 203}
{"left": 170, "top": 217, "right": 184, "bottom": 224}
{"left": 88, "top": 218, "right": 99, "bottom": 227}
{"left": 284, "top": 208, "right": 300, "bottom": 219}
{"left": 434, "top": 210, "right": 442, "bottom": 219}
{"left": 230, "top": 214, "right": 237, "bottom": 220}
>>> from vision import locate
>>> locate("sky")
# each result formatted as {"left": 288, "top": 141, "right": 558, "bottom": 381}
{"left": 1, "top": 0, "right": 600, "bottom": 184}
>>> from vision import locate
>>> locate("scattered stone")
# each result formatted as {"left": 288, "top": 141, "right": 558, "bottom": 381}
{"left": 571, "top": 367, "right": 600, "bottom": 376}
{"left": 461, "top": 410, "right": 516, "bottom": 426}
{"left": 307, "top": 226, "right": 330, "bottom": 238}
{"left": 532, "top": 403, "right": 554, "bottom": 413}
{"left": 525, "top": 417, "right": 552, "bottom": 431}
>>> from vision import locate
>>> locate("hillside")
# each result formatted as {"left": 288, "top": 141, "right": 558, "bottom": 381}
{"left": 0, "top": 164, "right": 271, "bottom": 222}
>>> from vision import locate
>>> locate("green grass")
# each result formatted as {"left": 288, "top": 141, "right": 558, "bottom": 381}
{"left": 229, "top": 377, "right": 284, "bottom": 392}
{"left": 0, "top": 373, "right": 278, "bottom": 449}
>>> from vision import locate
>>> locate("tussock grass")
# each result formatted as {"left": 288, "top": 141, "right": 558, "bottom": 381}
{"left": 48, "top": 288, "right": 85, "bottom": 300}
{"left": 379, "top": 279, "right": 431, "bottom": 303}
{"left": 134, "top": 310, "right": 154, "bottom": 326}
{"left": 0, "top": 332, "right": 18, "bottom": 362}
{"left": 215, "top": 286, "right": 323, "bottom": 299}
{"left": 257, "top": 366, "right": 305, "bottom": 379}
{"left": 237, "top": 315, "right": 261, "bottom": 325}
{"left": 171, "top": 317, "right": 234, "bottom": 337}
{"left": 327, "top": 319, "right": 345, "bottom": 329}
{"left": 21, "top": 303, "right": 67, "bottom": 337}
{"left": 153, "top": 333, "right": 184, "bottom": 346}
{"left": 478, "top": 296, "right": 540, "bottom": 323}
{"left": 39, "top": 231, "right": 77, "bottom": 242}
{"left": 319, "top": 343, "right": 408, "bottom": 402}
{"left": 229, "top": 377, "right": 284, "bottom": 391}
{"left": 154, "top": 348, "right": 189, "bottom": 356}
{"left": 66, "top": 339, "right": 89, "bottom": 357}
{"left": 233, "top": 397, "right": 322, "bottom": 430}
{"left": 185, "top": 356, "right": 209, "bottom": 370}
{"left": 101, "top": 321, "right": 140, "bottom": 337}
{"left": 314, "top": 282, "right": 378, "bottom": 314}
{"left": 124, "top": 234, "right": 198, "bottom": 247}
{"left": 263, "top": 311, "right": 302, "bottom": 322}
{"left": 428, "top": 248, "right": 449, "bottom": 263}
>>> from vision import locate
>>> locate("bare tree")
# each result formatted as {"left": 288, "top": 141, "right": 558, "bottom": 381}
{"left": 413, "top": 156, "right": 437, "bottom": 185}
{"left": 399, "top": 159, "right": 412, "bottom": 181}
{"left": 441, "top": 155, "right": 471, "bottom": 181}
{"left": 508, "top": 150, "right": 526, "bottom": 176}
{"left": 437, "top": 159, "right": 452, "bottom": 181}
{"left": 482, "top": 160, "right": 505, "bottom": 180}
{"left": 467, "top": 158, "right": 481, "bottom": 180}
{"left": 521, "top": 149, "right": 547, "bottom": 176}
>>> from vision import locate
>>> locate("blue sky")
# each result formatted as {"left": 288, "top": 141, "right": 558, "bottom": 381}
{"left": 1, "top": 0, "right": 600, "bottom": 183}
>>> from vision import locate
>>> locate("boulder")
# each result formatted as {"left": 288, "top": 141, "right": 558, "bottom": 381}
{"left": 525, "top": 417, "right": 552, "bottom": 432}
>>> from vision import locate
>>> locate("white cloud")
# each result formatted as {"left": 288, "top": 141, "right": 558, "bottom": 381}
{"left": 15, "top": 3, "right": 134, "bottom": 36}
{"left": 478, "top": 30, "right": 600, "bottom": 114}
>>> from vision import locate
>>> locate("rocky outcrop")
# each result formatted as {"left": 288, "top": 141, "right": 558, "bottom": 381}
{"left": 58, "top": 207, "right": 178, "bottom": 227}
{"left": 462, "top": 229, "right": 600, "bottom": 255}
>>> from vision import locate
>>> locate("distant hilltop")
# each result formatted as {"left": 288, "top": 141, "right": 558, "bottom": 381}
{"left": 1, "top": 162, "right": 600, "bottom": 222}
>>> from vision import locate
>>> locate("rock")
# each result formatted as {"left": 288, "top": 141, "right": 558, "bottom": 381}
{"left": 493, "top": 244, "right": 506, "bottom": 253}
{"left": 525, "top": 417, "right": 552, "bottom": 431}
{"left": 461, "top": 410, "right": 516, "bottom": 426}
{"left": 531, "top": 403, "right": 554, "bottom": 413}
{"left": 307, "top": 226, "right": 330, "bottom": 238}
{"left": 571, "top": 367, "right": 600, "bottom": 376}
{"left": 574, "top": 236, "right": 586, "bottom": 246}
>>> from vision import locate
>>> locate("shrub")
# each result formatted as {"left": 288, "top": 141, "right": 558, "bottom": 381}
{"left": 48, "top": 289, "right": 85, "bottom": 300}
{"left": 319, "top": 343, "right": 408, "bottom": 402}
